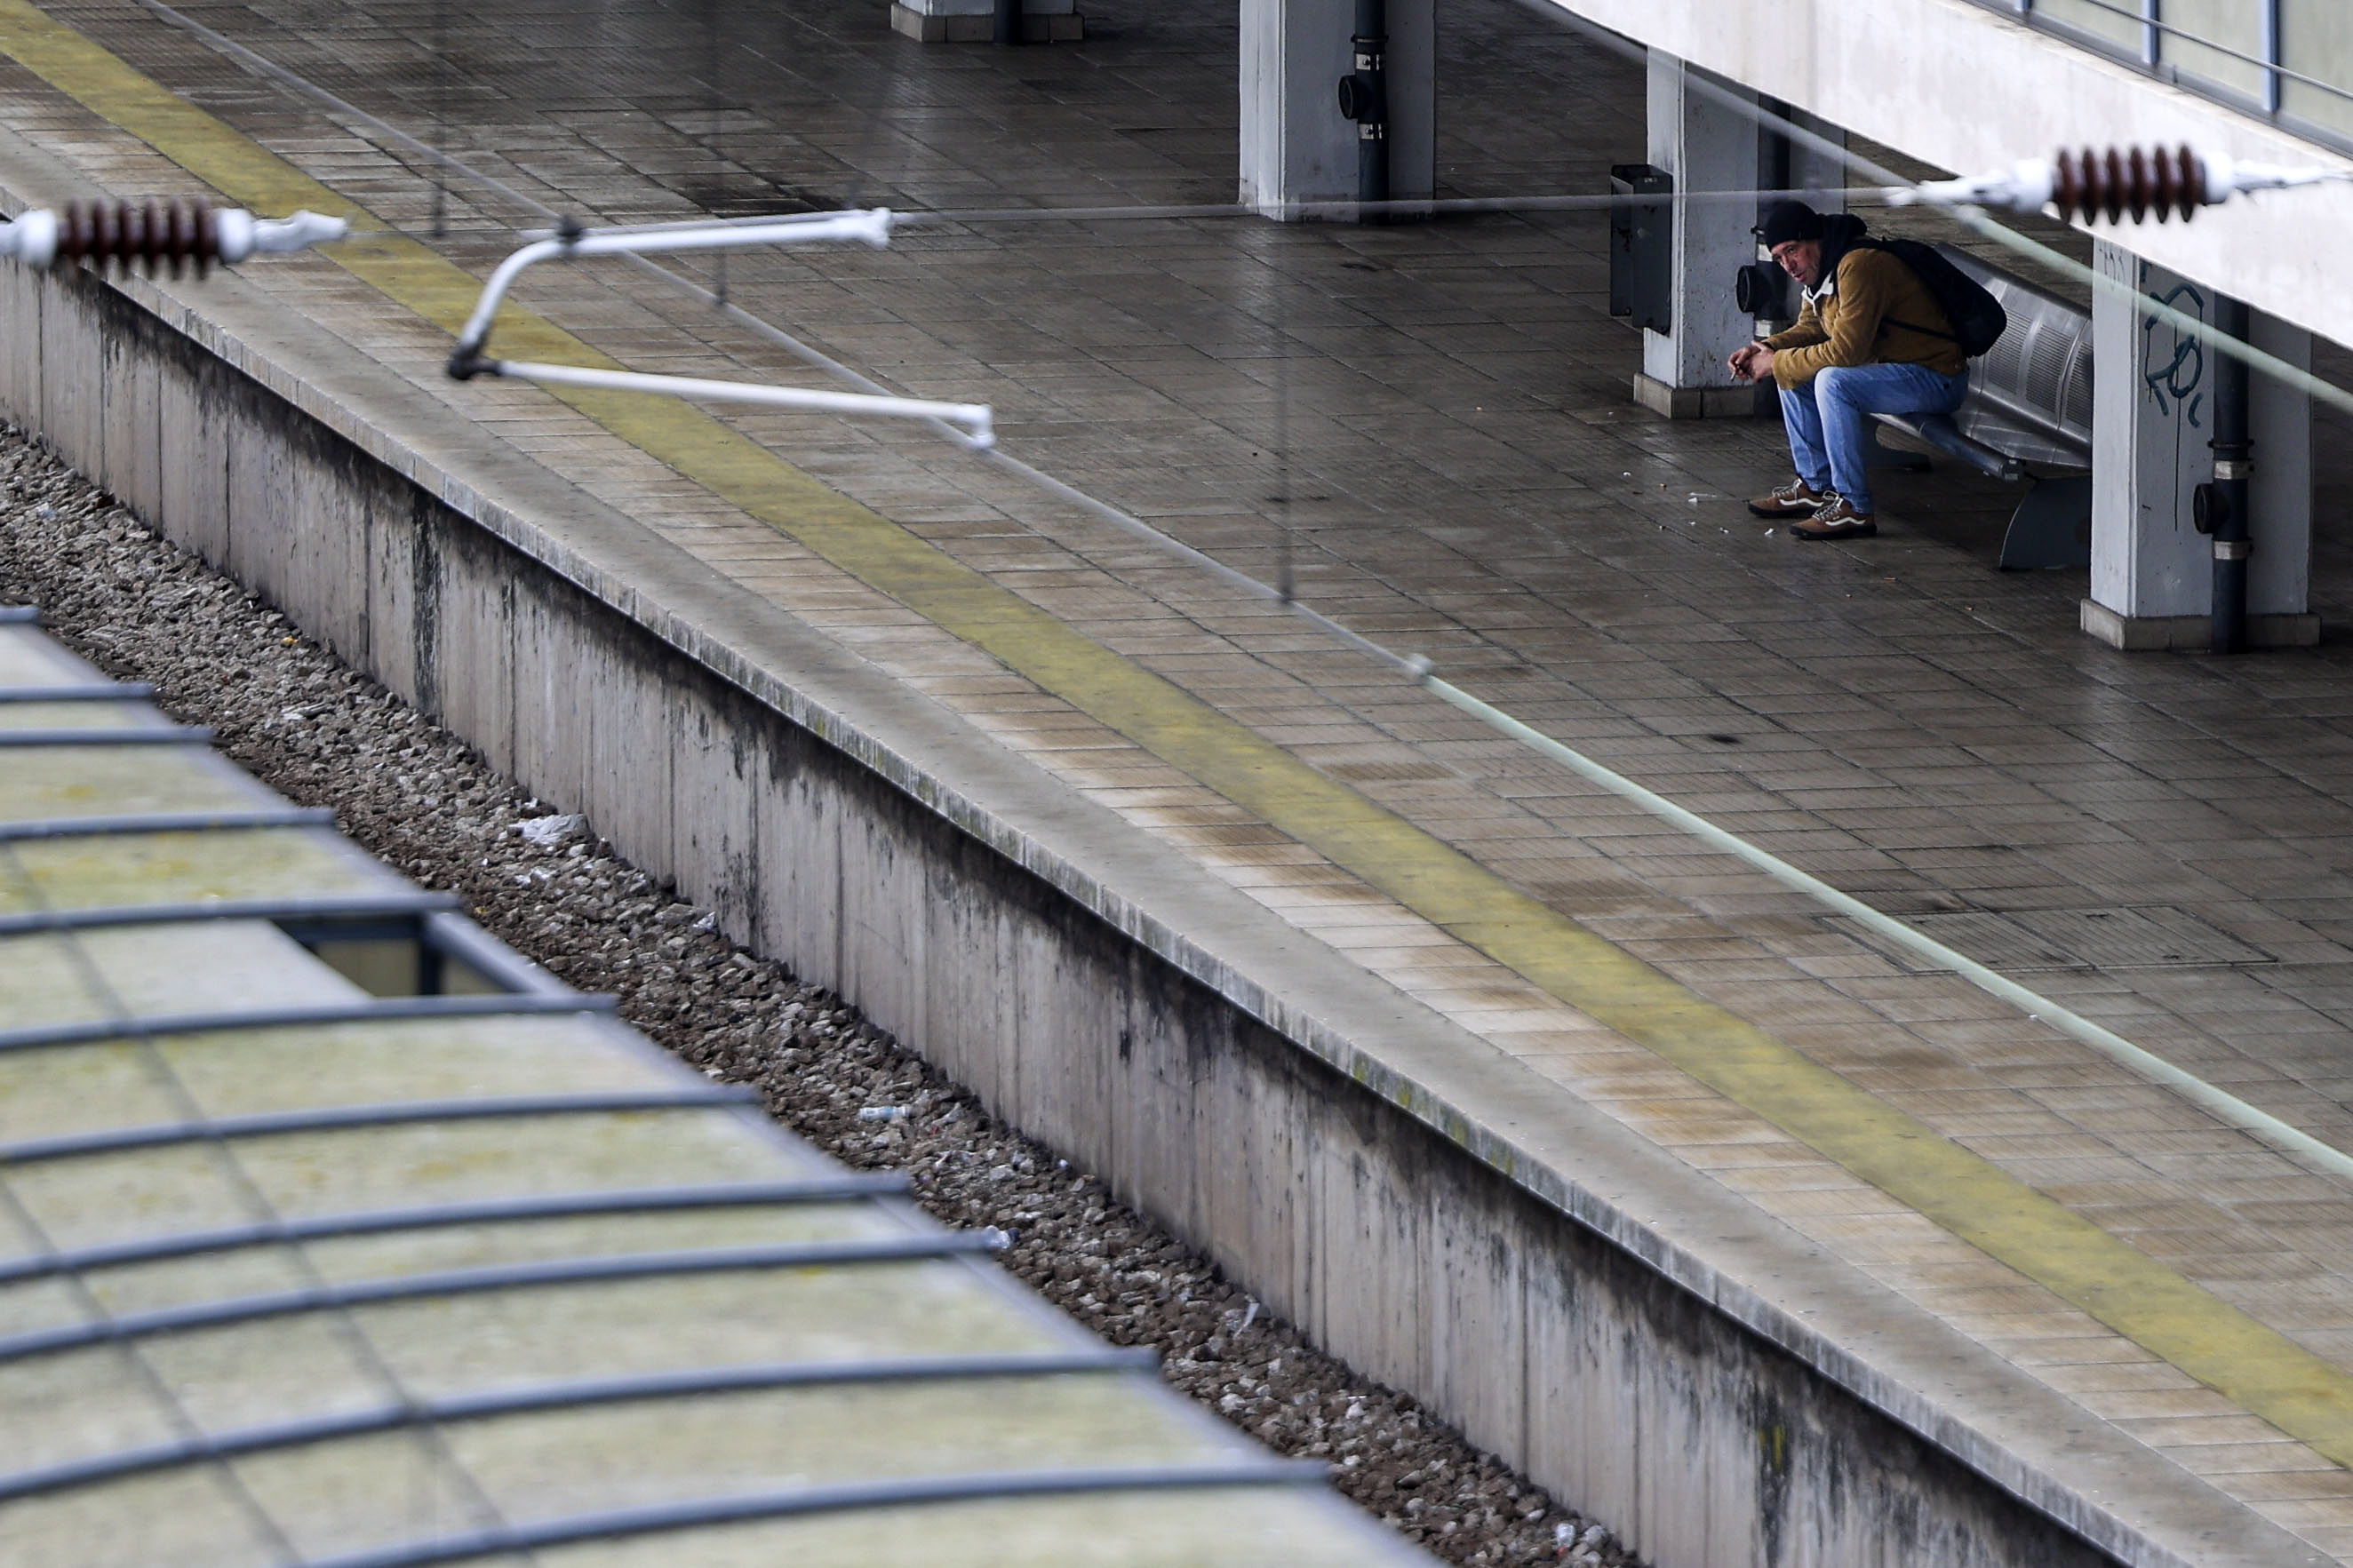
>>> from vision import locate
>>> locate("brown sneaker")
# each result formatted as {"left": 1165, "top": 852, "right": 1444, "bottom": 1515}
{"left": 1748, "top": 479, "right": 1827, "bottom": 518}
{"left": 1790, "top": 496, "right": 1878, "bottom": 539}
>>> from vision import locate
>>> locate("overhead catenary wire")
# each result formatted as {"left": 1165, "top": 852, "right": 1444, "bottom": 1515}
{"left": 115, "top": 0, "right": 2353, "bottom": 1186}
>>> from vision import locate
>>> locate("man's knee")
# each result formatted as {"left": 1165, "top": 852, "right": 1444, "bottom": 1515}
{"left": 1813, "top": 365, "right": 1856, "bottom": 406}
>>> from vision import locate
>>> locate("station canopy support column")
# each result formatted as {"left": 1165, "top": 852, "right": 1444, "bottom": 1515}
{"left": 1240, "top": 0, "right": 1432, "bottom": 218}
{"left": 887, "top": 0, "right": 1083, "bottom": 44}
{"left": 1632, "top": 52, "right": 1761, "bottom": 419}
{"left": 2083, "top": 238, "right": 2317, "bottom": 650}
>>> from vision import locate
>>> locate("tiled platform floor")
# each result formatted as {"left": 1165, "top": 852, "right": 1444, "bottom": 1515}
{"left": 12, "top": 0, "right": 2353, "bottom": 1554}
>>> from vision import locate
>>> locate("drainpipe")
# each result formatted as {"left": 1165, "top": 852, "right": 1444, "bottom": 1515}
{"left": 2203, "top": 296, "right": 2253, "bottom": 655}
{"left": 1336, "top": 0, "right": 1389, "bottom": 217}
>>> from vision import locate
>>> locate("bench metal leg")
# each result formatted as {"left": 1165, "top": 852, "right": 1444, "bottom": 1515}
{"left": 1998, "top": 475, "right": 2092, "bottom": 570}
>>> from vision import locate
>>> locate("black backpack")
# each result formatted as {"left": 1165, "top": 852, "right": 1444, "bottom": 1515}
{"left": 1857, "top": 237, "right": 2008, "bottom": 357}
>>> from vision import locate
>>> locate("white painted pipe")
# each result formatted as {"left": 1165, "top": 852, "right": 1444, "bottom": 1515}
{"left": 488, "top": 357, "right": 995, "bottom": 450}
{"left": 453, "top": 211, "right": 893, "bottom": 360}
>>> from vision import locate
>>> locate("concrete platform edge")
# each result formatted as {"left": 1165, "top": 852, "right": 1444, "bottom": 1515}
{"left": 0, "top": 123, "right": 2318, "bottom": 1568}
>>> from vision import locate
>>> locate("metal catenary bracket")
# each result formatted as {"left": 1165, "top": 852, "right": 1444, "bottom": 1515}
{"left": 443, "top": 209, "right": 996, "bottom": 450}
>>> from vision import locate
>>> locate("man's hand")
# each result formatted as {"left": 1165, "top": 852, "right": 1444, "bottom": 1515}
{"left": 1727, "top": 341, "right": 1773, "bottom": 383}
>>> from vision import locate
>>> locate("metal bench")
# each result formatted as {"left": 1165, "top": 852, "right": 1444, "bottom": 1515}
{"left": 1868, "top": 246, "right": 2093, "bottom": 570}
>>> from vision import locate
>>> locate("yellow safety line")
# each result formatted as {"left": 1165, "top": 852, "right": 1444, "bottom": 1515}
{"left": 6, "top": 0, "right": 2351, "bottom": 1466}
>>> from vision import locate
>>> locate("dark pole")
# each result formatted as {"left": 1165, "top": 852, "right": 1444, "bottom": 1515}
{"left": 995, "top": 0, "right": 1022, "bottom": 46}
{"left": 1351, "top": 0, "right": 1388, "bottom": 217}
{"left": 2209, "top": 295, "right": 2253, "bottom": 655}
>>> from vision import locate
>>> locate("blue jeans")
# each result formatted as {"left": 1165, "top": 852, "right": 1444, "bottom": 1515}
{"left": 1779, "top": 362, "right": 1967, "bottom": 516}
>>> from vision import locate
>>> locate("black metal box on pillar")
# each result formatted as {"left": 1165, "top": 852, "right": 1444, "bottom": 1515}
{"left": 1608, "top": 163, "right": 1671, "bottom": 332}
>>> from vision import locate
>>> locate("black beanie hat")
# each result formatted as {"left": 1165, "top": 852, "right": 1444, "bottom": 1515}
{"left": 1756, "top": 200, "right": 1825, "bottom": 249}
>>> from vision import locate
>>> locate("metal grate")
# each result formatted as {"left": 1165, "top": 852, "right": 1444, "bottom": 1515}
{"left": 1834, "top": 906, "right": 2275, "bottom": 975}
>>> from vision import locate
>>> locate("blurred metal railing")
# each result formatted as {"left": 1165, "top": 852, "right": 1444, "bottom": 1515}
{"left": 1985, "top": 0, "right": 2353, "bottom": 147}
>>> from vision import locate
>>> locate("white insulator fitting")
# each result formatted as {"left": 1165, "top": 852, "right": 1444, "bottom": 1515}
{"left": 1894, "top": 158, "right": 2055, "bottom": 214}
{"left": 214, "top": 207, "right": 348, "bottom": 263}
{"left": 2201, "top": 153, "right": 2348, "bottom": 202}
{"left": 2000, "top": 157, "right": 2057, "bottom": 212}
{"left": 213, "top": 208, "right": 255, "bottom": 264}
{"left": 0, "top": 208, "right": 58, "bottom": 269}
{"left": 251, "top": 209, "right": 351, "bottom": 254}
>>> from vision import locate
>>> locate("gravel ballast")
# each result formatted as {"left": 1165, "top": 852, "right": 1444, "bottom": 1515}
{"left": 0, "top": 425, "right": 1639, "bottom": 1568}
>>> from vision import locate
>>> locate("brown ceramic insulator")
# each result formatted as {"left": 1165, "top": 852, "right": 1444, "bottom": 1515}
{"left": 168, "top": 200, "right": 194, "bottom": 278}
{"left": 2050, "top": 144, "right": 2208, "bottom": 224}
{"left": 44, "top": 197, "right": 220, "bottom": 273}
{"left": 93, "top": 200, "right": 120, "bottom": 272}
{"left": 2070, "top": 146, "right": 2112, "bottom": 222}
{"left": 118, "top": 201, "right": 147, "bottom": 273}
{"left": 57, "top": 200, "right": 89, "bottom": 263}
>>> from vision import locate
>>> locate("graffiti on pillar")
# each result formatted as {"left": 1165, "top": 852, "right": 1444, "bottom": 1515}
{"left": 2139, "top": 279, "right": 2206, "bottom": 427}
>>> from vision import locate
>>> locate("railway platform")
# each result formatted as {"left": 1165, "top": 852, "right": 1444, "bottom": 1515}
{"left": 3, "top": 1, "right": 2353, "bottom": 1564}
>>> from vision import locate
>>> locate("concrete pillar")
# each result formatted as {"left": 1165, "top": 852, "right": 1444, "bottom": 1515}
{"left": 888, "top": 0, "right": 1082, "bottom": 43}
{"left": 1757, "top": 105, "right": 1847, "bottom": 218}
{"left": 2081, "top": 239, "right": 2317, "bottom": 649}
{"left": 2246, "top": 311, "right": 2315, "bottom": 631}
{"left": 1634, "top": 54, "right": 1761, "bottom": 419}
{"left": 1746, "top": 106, "right": 1846, "bottom": 342}
{"left": 1240, "top": 0, "right": 1432, "bottom": 217}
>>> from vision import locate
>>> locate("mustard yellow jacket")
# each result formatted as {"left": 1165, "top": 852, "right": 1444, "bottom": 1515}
{"left": 1763, "top": 248, "right": 1966, "bottom": 388}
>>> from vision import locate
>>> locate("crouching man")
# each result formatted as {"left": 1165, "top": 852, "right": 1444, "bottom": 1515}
{"left": 1732, "top": 201, "right": 1967, "bottom": 540}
